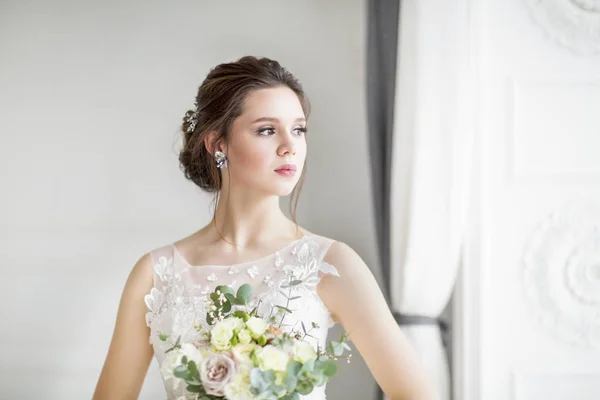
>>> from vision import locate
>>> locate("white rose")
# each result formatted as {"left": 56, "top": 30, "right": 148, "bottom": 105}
{"left": 224, "top": 317, "right": 245, "bottom": 331}
{"left": 293, "top": 340, "right": 317, "bottom": 364}
{"left": 237, "top": 329, "right": 253, "bottom": 344}
{"left": 223, "top": 364, "right": 257, "bottom": 400}
{"left": 179, "top": 343, "right": 203, "bottom": 365}
{"left": 246, "top": 316, "right": 268, "bottom": 337}
{"left": 159, "top": 349, "right": 184, "bottom": 391}
{"left": 256, "top": 345, "right": 289, "bottom": 372}
{"left": 211, "top": 320, "right": 235, "bottom": 351}
{"left": 231, "top": 343, "right": 258, "bottom": 367}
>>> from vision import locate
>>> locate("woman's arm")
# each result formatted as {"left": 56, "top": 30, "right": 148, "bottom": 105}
{"left": 93, "top": 253, "right": 155, "bottom": 400}
{"left": 318, "top": 242, "right": 439, "bottom": 400}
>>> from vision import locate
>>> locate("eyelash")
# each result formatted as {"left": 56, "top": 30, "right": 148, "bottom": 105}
{"left": 256, "top": 127, "right": 307, "bottom": 136}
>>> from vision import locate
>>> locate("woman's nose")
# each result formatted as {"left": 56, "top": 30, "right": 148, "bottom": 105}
{"left": 278, "top": 135, "right": 297, "bottom": 155}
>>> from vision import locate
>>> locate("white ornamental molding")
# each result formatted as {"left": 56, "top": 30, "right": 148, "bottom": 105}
{"left": 522, "top": 199, "right": 600, "bottom": 348}
{"left": 523, "top": 0, "right": 600, "bottom": 55}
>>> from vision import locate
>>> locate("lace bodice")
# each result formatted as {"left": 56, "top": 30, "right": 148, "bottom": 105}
{"left": 144, "top": 234, "right": 339, "bottom": 400}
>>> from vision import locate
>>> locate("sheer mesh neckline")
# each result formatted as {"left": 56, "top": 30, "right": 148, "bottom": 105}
{"left": 171, "top": 234, "right": 315, "bottom": 269}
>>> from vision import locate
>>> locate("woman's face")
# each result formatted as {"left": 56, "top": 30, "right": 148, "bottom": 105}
{"left": 222, "top": 86, "right": 307, "bottom": 197}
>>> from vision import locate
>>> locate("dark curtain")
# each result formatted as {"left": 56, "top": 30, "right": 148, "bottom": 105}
{"left": 366, "top": 1, "right": 400, "bottom": 399}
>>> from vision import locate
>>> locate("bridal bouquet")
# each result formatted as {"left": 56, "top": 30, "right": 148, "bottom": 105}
{"left": 158, "top": 282, "right": 351, "bottom": 400}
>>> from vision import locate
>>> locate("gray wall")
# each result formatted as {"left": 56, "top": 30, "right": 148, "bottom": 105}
{"left": 0, "top": 1, "right": 380, "bottom": 398}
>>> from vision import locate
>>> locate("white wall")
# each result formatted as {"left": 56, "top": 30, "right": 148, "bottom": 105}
{"left": 0, "top": 1, "right": 380, "bottom": 398}
{"left": 455, "top": 0, "right": 600, "bottom": 399}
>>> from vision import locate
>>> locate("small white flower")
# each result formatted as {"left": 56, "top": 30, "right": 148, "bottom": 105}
{"left": 246, "top": 265, "right": 259, "bottom": 279}
{"left": 207, "top": 272, "right": 218, "bottom": 282}
{"left": 228, "top": 266, "right": 239, "bottom": 275}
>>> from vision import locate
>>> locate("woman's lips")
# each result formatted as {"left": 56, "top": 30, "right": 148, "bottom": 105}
{"left": 275, "top": 164, "right": 296, "bottom": 176}
{"left": 275, "top": 169, "right": 296, "bottom": 177}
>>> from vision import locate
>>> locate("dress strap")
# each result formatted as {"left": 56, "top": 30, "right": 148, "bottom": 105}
{"left": 316, "top": 237, "right": 337, "bottom": 263}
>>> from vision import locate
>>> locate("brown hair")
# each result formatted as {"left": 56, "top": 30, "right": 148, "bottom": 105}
{"left": 178, "top": 56, "right": 310, "bottom": 238}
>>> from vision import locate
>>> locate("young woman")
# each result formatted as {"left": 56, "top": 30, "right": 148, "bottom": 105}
{"left": 93, "top": 56, "right": 438, "bottom": 400}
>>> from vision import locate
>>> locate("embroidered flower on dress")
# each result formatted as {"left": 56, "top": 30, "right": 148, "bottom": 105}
{"left": 207, "top": 272, "right": 218, "bottom": 282}
{"left": 153, "top": 255, "right": 174, "bottom": 282}
{"left": 247, "top": 265, "right": 259, "bottom": 279}
{"left": 263, "top": 274, "right": 274, "bottom": 287}
{"left": 292, "top": 237, "right": 319, "bottom": 264}
{"left": 144, "top": 287, "right": 164, "bottom": 327}
{"left": 274, "top": 252, "right": 283, "bottom": 268}
{"left": 228, "top": 266, "right": 238, "bottom": 275}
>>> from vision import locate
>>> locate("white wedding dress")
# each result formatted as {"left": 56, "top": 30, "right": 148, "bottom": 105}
{"left": 144, "top": 234, "right": 340, "bottom": 400}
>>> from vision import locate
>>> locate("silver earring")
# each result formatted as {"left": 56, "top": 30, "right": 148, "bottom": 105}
{"left": 215, "top": 151, "right": 228, "bottom": 169}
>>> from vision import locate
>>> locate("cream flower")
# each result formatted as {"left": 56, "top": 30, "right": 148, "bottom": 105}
{"left": 210, "top": 318, "right": 240, "bottom": 351}
{"left": 179, "top": 343, "right": 203, "bottom": 366}
{"left": 293, "top": 340, "right": 317, "bottom": 364}
{"left": 256, "top": 345, "right": 289, "bottom": 372}
{"left": 223, "top": 364, "right": 257, "bottom": 400}
{"left": 237, "top": 328, "right": 253, "bottom": 344}
{"left": 231, "top": 343, "right": 258, "bottom": 367}
{"left": 246, "top": 316, "right": 268, "bottom": 337}
{"left": 159, "top": 349, "right": 184, "bottom": 391}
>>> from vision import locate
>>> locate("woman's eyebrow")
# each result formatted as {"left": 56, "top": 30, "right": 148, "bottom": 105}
{"left": 251, "top": 117, "right": 306, "bottom": 124}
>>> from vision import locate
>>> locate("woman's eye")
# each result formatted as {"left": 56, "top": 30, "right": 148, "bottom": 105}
{"left": 294, "top": 127, "right": 307, "bottom": 136}
{"left": 256, "top": 126, "right": 307, "bottom": 136}
{"left": 257, "top": 127, "right": 276, "bottom": 136}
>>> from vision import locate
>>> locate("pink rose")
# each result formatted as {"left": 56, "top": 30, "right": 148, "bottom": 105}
{"left": 199, "top": 352, "right": 236, "bottom": 396}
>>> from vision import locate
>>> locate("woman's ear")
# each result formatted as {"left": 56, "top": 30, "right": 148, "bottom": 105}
{"left": 203, "top": 131, "right": 220, "bottom": 155}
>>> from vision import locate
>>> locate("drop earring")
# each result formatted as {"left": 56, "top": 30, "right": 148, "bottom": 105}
{"left": 215, "top": 151, "right": 228, "bottom": 169}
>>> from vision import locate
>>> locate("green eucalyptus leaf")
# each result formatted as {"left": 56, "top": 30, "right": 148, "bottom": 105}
{"left": 173, "top": 365, "right": 189, "bottom": 379}
{"left": 250, "top": 367, "right": 270, "bottom": 393}
{"left": 217, "top": 285, "right": 235, "bottom": 296}
{"left": 287, "top": 360, "right": 302, "bottom": 377}
{"left": 320, "top": 359, "right": 337, "bottom": 377}
{"left": 188, "top": 360, "right": 199, "bottom": 379}
{"left": 285, "top": 373, "right": 298, "bottom": 392}
{"left": 301, "top": 359, "right": 315, "bottom": 372}
{"left": 225, "top": 292, "right": 238, "bottom": 305}
{"left": 296, "top": 380, "right": 314, "bottom": 395}
{"left": 264, "top": 369, "right": 275, "bottom": 383}
{"left": 236, "top": 284, "right": 253, "bottom": 304}
{"left": 186, "top": 383, "right": 204, "bottom": 393}
{"left": 333, "top": 342, "right": 345, "bottom": 357}
{"left": 275, "top": 305, "right": 292, "bottom": 313}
